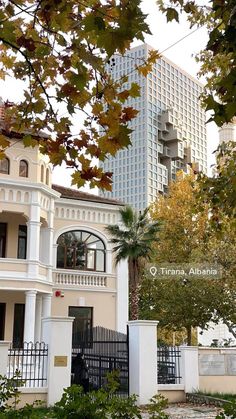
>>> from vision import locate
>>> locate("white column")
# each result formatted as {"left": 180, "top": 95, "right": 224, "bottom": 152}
{"left": 41, "top": 316, "right": 74, "bottom": 406}
{"left": 42, "top": 294, "right": 52, "bottom": 319}
{"left": 116, "top": 259, "right": 129, "bottom": 333}
{"left": 180, "top": 346, "right": 199, "bottom": 393}
{"left": 128, "top": 320, "right": 158, "bottom": 405}
{"left": 35, "top": 295, "right": 43, "bottom": 342}
{"left": 106, "top": 249, "right": 113, "bottom": 274}
{"left": 24, "top": 291, "right": 37, "bottom": 343}
{"left": 0, "top": 341, "right": 11, "bottom": 376}
{"left": 27, "top": 194, "right": 41, "bottom": 277}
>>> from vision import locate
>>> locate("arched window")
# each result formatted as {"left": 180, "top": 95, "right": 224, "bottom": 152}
{"left": 40, "top": 165, "right": 44, "bottom": 182}
{"left": 19, "top": 160, "right": 28, "bottom": 177}
{"left": 57, "top": 230, "right": 106, "bottom": 272}
{"left": 46, "top": 168, "right": 49, "bottom": 185}
{"left": 0, "top": 157, "right": 10, "bottom": 174}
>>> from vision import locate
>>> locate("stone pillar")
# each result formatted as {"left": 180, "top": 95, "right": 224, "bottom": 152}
{"left": 42, "top": 294, "right": 52, "bottom": 319}
{"left": 0, "top": 341, "right": 11, "bottom": 376}
{"left": 41, "top": 317, "right": 74, "bottom": 406}
{"left": 180, "top": 346, "right": 199, "bottom": 393}
{"left": 116, "top": 259, "right": 129, "bottom": 334}
{"left": 27, "top": 192, "right": 41, "bottom": 277}
{"left": 23, "top": 291, "right": 37, "bottom": 343}
{"left": 35, "top": 295, "right": 43, "bottom": 342}
{"left": 128, "top": 320, "right": 158, "bottom": 405}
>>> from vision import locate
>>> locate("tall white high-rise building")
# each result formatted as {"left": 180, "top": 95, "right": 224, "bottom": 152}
{"left": 219, "top": 118, "right": 236, "bottom": 144}
{"left": 100, "top": 43, "right": 207, "bottom": 210}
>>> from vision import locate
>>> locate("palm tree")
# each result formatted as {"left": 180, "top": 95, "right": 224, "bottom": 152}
{"left": 106, "top": 206, "right": 161, "bottom": 320}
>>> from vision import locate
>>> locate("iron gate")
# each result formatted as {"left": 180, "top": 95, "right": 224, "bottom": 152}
{"left": 72, "top": 326, "right": 129, "bottom": 396}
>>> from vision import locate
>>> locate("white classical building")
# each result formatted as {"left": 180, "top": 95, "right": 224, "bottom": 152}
{"left": 0, "top": 126, "right": 128, "bottom": 348}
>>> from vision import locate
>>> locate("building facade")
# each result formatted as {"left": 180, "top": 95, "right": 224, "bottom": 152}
{"left": 0, "top": 132, "right": 128, "bottom": 348}
{"left": 100, "top": 43, "right": 207, "bottom": 210}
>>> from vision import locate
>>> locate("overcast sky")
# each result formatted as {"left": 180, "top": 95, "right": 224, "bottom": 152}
{"left": 0, "top": 0, "right": 218, "bottom": 187}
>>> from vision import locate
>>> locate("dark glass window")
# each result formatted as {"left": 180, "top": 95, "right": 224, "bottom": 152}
{"left": 57, "top": 230, "right": 105, "bottom": 271}
{"left": 13, "top": 304, "right": 25, "bottom": 348}
{"left": 40, "top": 165, "right": 44, "bottom": 182}
{"left": 69, "top": 306, "right": 93, "bottom": 348}
{"left": 0, "top": 303, "right": 6, "bottom": 340}
{"left": 0, "top": 223, "right": 7, "bottom": 257}
{"left": 17, "top": 225, "right": 27, "bottom": 259}
{"left": 19, "top": 160, "right": 28, "bottom": 177}
{"left": 0, "top": 158, "right": 9, "bottom": 174}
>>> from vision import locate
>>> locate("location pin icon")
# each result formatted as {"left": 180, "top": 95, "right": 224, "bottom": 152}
{"left": 150, "top": 266, "right": 157, "bottom": 277}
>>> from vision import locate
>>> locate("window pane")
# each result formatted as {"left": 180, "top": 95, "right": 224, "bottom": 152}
{"left": 87, "top": 249, "right": 95, "bottom": 270}
{"left": 75, "top": 243, "right": 86, "bottom": 268}
{"left": 0, "top": 158, "right": 9, "bottom": 174}
{"left": 57, "top": 245, "right": 65, "bottom": 268}
{"left": 56, "top": 230, "right": 106, "bottom": 271}
{"left": 96, "top": 250, "right": 105, "bottom": 271}
{"left": 0, "top": 223, "right": 7, "bottom": 257}
{"left": 19, "top": 160, "right": 28, "bottom": 177}
{"left": 69, "top": 306, "right": 93, "bottom": 348}
{"left": 13, "top": 304, "right": 25, "bottom": 348}
{"left": 66, "top": 247, "right": 74, "bottom": 268}
{"left": 17, "top": 225, "right": 27, "bottom": 259}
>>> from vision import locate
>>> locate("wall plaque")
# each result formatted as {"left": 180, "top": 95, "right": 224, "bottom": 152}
{"left": 226, "top": 355, "right": 236, "bottom": 375}
{"left": 199, "top": 354, "right": 225, "bottom": 376}
{"left": 54, "top": 356, "right": 68, "bottom": 367}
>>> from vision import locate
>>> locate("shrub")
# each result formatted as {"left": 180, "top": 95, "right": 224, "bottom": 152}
{"left": 216, "top": 400, "right": 236, "bottom": 419}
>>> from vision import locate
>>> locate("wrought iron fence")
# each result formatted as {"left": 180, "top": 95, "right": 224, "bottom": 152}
{"left": 8, "top": 342, "right": 48, "bottom": 387}
{"left": 72, "top": 326, "right": 129, "bottom": 397}
{"left": 157, "top": 346, "right": 182, "bottom": 384}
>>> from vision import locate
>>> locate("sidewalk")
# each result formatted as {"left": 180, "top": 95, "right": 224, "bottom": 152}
{"left": 142, "top": 404, "right": 221, "bottom": 418}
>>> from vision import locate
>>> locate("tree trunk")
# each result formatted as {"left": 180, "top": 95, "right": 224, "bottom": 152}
{"left": 129, "top": 282, "right": 139, "bottom": 320}
{"left": 128, "top": 258, "right": 140, "bottom": 320}
{"left": 186, "top": 326, "right": 192, "bottom": 346}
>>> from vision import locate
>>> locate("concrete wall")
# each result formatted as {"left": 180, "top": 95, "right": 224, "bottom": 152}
{"left": 14, "top": 388, "right": 47, "bottom": 409}
{"left": 52, "top": 289, "right": 116, "bottom": 330}
{"left": 198, "top": 347, "right": 236, "bottom": 394}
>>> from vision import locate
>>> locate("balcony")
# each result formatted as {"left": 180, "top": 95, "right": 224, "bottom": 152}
{"left": 53, "top": 270, "right": 114, "bottom": 288}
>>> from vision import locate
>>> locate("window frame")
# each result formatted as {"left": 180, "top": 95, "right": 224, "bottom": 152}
{"left": 19, "top": 160, "right": 28, "bottom": 178}
{"left": 0, "top": 157, "right": 10, "bottom": 175}
{"left": 0, "top": 223, "right": 7, "bottom": 258}
{"left": 68, "top": 306, "right": 93, "bottom": 348}
{"left": 57, "top": 230, "right": 106, "bottom": 272}
{"left": 17, "top": 225, "right": 27, "bottom": 259}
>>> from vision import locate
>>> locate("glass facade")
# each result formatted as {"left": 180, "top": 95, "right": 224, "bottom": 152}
{"left": 100, "top": 44, "right": 207, "bottom": 210}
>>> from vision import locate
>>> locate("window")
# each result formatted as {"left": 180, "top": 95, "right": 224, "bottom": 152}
{"left": 18, "top": 225, "right": 27, "bottom": 259}
{"left": 40, "top": 165, "right": 44, "bottom": 182}
{"left": 46, "top": 168, "right": 49, "bottom": 185}
{"left": 13, "top": 304, "right": 25, "bottom": 348}
{"left": 69, "top": 306, "right": 93, "bottom": 348}
{"left": 0, "top": 158, "right": 9, "bottom": 174}
{"left": 57, "top": 230, "right": 105, "bottom": 272}
{"left": 19, "top": 160, "right": 28, "bottom": 177}
{"left": 0, "top": 223, "right": 7, "bottom": 257}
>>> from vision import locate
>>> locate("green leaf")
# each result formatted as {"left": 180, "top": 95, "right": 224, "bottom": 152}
{"left": 166, "top": 8, "right": 179, "bottom": 22}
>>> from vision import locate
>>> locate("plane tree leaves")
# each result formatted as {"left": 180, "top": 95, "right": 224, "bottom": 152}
{"left": 0, "top": 0, "right": 158, "bottom": 190}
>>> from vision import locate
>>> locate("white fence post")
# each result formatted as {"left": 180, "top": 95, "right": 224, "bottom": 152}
{"left": 0, "top": 341, "right": 11, "bottom": 376}
{"left": 180, "top": 346, "right": 199, "bottom": 393}
{"left": 41, "top": 316, "right": 74, "bottom": 406}
{"left": 128, "top": 320, "right": 158, "bottom": 405}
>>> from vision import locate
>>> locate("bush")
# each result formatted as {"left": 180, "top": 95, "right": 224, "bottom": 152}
{"left": 0, "top": 371, "right": 169, "bottom": 418}
{"left": 0, "top": 372, "right": 24, "bottom": 412}
{"left": 216, "top": 400, "right": 236, "bottom": 419}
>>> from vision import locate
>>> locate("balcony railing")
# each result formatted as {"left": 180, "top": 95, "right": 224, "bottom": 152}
{"left": 53, "top": 270, "right": 108, "bottom": 287}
